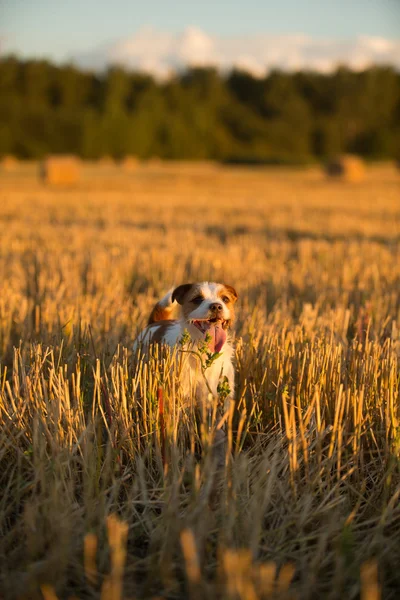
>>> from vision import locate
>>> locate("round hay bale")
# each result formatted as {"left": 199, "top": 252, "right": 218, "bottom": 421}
{"left": 40, "top": 155, "right": 80, "bottom": 186}
{"left": 324, "top": 154, "right": 366, "bottom": 182}
{"left": 1, "top": 155, "right": 18, "bottom": 171}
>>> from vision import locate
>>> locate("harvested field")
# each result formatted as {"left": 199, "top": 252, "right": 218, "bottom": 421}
{"left": 0, "top": 161, "right": 400, "bottom": 599}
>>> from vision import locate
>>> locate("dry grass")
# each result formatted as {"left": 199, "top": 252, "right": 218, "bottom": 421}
{"left": 98, "top": 156, "right": 116, "bottom": 170}
{"left": 1, "top": 154, "right": 19, "bottom": 171}
{"left": 0, "top": 161, "right": 399, "bottom": 599}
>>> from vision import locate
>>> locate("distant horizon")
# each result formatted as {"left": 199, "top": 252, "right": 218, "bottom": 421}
{"left": 2, "top": 27, "right": 400, "bottom": 80}
{"left": 1, "top": 0, "right": 400, "bottom": 76}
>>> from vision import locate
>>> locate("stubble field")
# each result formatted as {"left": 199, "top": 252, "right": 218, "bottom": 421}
{"left": 1, "top": 161, "right": 400, "bottom": 599}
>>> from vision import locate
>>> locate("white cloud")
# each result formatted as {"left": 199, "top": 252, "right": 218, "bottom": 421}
{"left": 74, "top": 27, "right": 400, "bottom": 77}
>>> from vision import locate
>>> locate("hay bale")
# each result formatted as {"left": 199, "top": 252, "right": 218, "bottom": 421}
{"left": 1, "top": 155, "right": 18, "bottom": 171}
{"left": 121, "top": 155, "right": 139, "bottom": 171}
{"left": 40, "top": 155, "right": 80, "bottom": 186}
{"left": 325, "top": 154, "right": 366, "bottom": 182}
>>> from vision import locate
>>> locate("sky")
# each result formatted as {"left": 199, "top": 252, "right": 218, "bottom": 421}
{"left": 1, "top": 0, "right": 400, "bottom": 75}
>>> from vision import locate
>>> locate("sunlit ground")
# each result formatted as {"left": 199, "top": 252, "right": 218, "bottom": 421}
{"left": 0, "top": 161, "right": 399, "bottom": 599}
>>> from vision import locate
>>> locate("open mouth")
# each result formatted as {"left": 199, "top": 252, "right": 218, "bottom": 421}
{"left": 192, "top": 317, "right": 226, "bottom": 333}
{"left": 191, "top": 318, "right": 228, "bottom": 352}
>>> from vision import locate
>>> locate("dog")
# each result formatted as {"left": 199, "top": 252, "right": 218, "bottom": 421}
{"left": 133, "top": 282, "right": 238, "bottom": 473}
{"left": 133, "top": 282, "right": 238, "bottom": 405}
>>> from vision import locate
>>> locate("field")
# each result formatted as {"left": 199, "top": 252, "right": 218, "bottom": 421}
{"left": 1, "top": 161, "right": 400, "bottom": 599}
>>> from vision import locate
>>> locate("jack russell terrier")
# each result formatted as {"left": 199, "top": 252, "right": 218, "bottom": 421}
{"left": 133, "top": 282, "right": 238, "bottom": 406}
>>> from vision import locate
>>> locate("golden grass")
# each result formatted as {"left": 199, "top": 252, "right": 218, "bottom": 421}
{"left": 0, "top": 161, "right": 399, "bottom": 599}
{"left": 1, "top": 154, "right": 18, "bottom": 171}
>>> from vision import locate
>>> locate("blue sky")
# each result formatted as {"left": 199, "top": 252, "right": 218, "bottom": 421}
{"left": 1, "top": 0, "right": 400, "bottom": 75}
{"left": 2, "top": 0, "right": 400, "bottom": 60}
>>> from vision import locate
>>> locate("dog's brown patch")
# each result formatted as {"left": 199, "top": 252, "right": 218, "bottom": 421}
{"left": 218, "top": 284, "right": 238, "bottom": 302}
{"left": 218, "top": 284, "right": 238, "bottom": 327}
{"left": 148, "top": 304, "right": 174, "bottom": 325}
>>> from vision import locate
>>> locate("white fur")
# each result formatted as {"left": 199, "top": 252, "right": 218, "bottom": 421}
{"left": 184, "top": 283, "right": 231, "bottom": 323}
{"left": 158, "top": 289, "right": 174, "bottom": 307}
{"left": 133, "top": 282, "right": 236, "bottom": 404}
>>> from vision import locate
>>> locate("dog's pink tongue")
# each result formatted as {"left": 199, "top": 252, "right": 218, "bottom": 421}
{"left": 207, "top": 324, "right": 227, "bottom": 353}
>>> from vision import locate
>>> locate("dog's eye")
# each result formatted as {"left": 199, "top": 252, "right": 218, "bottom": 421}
{"left": 191, "top": 296, "right": 204, "bottom": 305}
{"left": 221, "top": 296, "right": 230, "bottom": 303}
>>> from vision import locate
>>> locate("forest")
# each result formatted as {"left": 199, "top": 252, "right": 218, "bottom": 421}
{"left": 0, "top": 56, "right": 399, "bottom": 163}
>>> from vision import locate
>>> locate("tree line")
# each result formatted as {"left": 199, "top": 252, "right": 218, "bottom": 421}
{"left": 0, "top": 56, "right": 399, "bottom": 163}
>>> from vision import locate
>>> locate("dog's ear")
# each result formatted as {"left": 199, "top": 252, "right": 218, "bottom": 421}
{"left": 222, "top": 285, "right": 238, "bottom": 303}
{"left": 172, "top": 283, "right": 194, "bottom": 305}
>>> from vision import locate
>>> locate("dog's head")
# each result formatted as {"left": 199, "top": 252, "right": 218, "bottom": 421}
{"left": 171, "top": 282, "right": 238, "bottom": 352}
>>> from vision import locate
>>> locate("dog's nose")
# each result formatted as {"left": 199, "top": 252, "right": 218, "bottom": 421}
{"left": 210, "top": 303, "right": 223, "bottom": 313}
